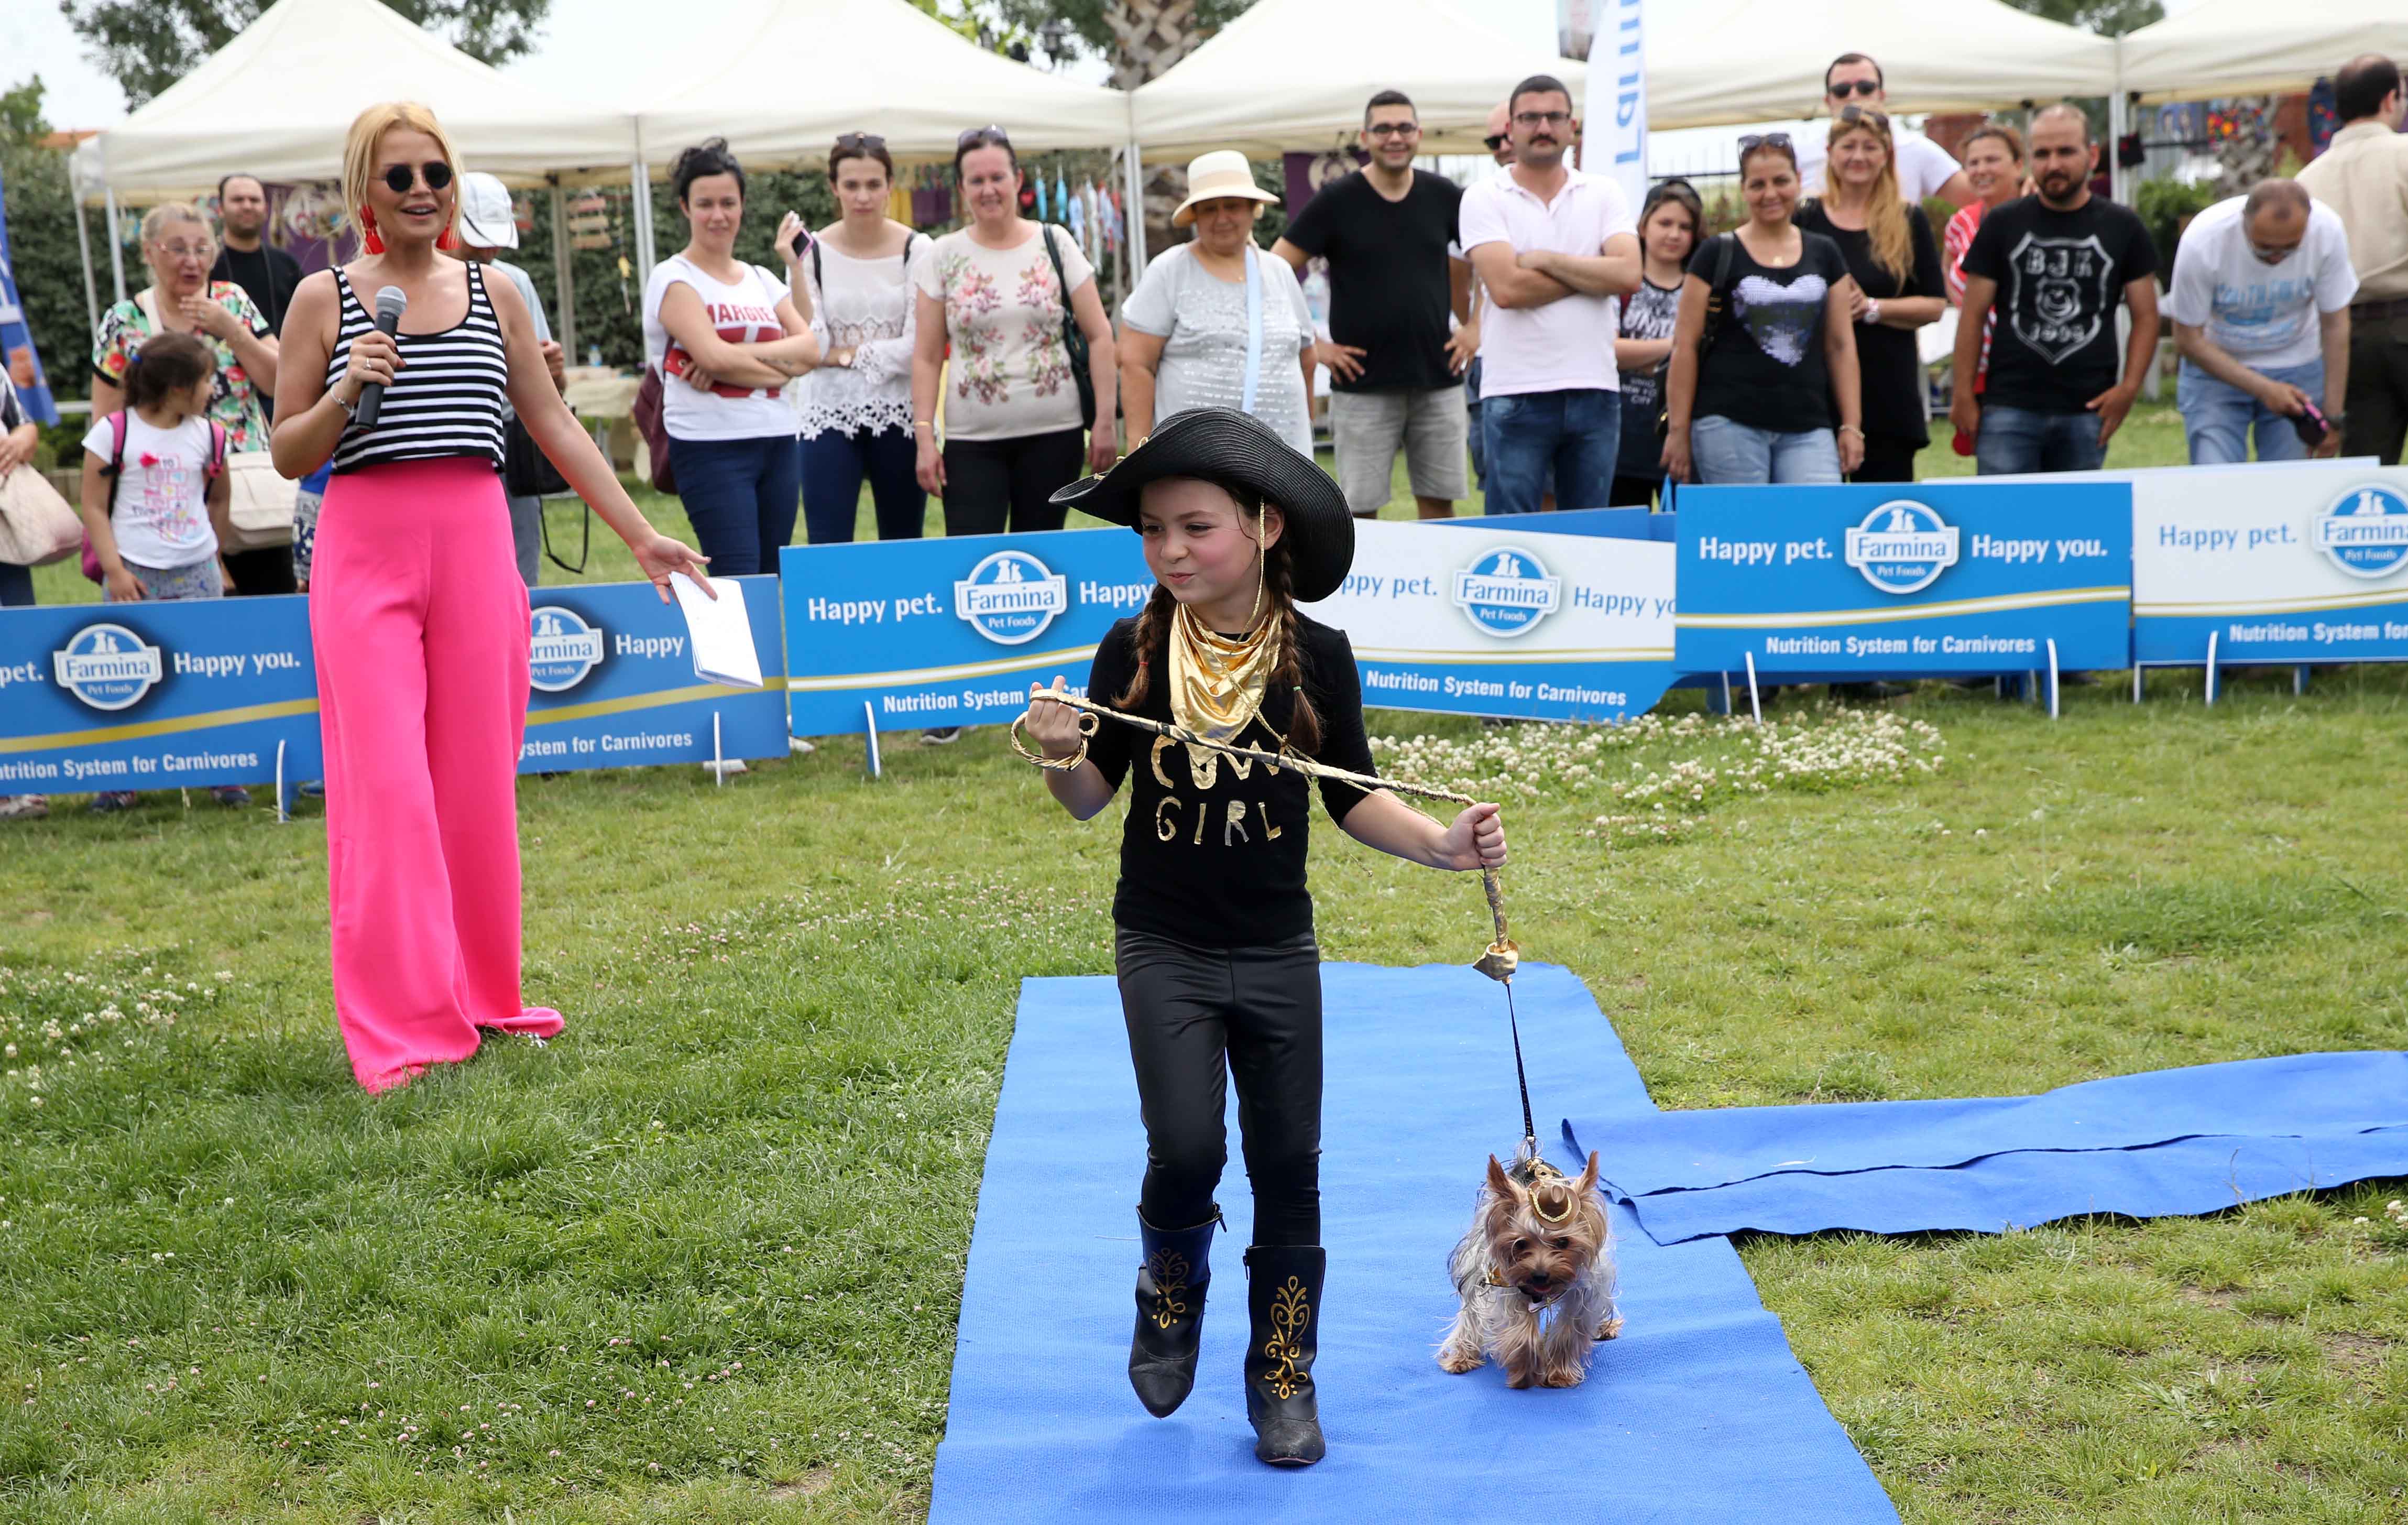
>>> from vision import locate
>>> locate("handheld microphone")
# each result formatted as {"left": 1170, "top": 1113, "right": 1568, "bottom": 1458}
{"left": 355, "top": 286, "right": 408, "bottom": 428}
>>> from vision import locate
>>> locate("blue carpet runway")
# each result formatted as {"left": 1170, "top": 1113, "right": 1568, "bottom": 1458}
{"left": 929, "top": 965, "right": 1900, "bottom": 1523}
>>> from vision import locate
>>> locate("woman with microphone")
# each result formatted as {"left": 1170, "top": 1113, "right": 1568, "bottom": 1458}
{"left": 272, "top": 102, "right": 709, "bottom": 1093}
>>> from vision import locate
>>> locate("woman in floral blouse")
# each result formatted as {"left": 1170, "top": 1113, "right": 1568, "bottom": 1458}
{"left": 91, "top": 203, "right": 282, "bottom": 590}
{"left": 910, "top": 126, "right": 1117, "bottom": 536}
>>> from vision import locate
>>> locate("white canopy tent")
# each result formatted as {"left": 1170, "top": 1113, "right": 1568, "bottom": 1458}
{"left": 631, "top": 0, "right": 1130, "bottom": 167}
{"left": 89, "top": 0, "right": 635, "bottom": 196}
{"left": 1646, "top": 0, "right": 2119, "bottom": 130}
{"left": 2118, "top": 0, "right": 2408, "bottom": 103}
{"left": 1128, "top": 0, "right": 1589, "bottom": 159}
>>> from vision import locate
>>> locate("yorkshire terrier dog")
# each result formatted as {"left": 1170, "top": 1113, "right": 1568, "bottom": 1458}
{"left": 1437, "top": 1148, "right": 1622, "bottom": 1388}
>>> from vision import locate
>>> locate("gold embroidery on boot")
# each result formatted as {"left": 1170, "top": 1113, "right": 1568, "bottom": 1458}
{"left": 1263, "top": 1276, "right": 1309, "bottom": 1399}
{"left": 1146, "top": 1250, "right": 1190, "bottom": 1330}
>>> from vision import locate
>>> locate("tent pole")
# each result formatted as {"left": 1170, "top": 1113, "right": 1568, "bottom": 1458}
{"left": 550, "top": 176, "right": 577, "bottom": 363}
{"left": 104, "top": 187, "right": 127, "bottom": 304}
{"left": 2108, "top": 39, "right": 2129, "bottom": 206}
{"left": 1121, "top": 139, "right": 1147, "bottom": 274}
{"left": 630, "top": 157, "right": 654, "bottom": 284}
{"left": 73, "top": 198, "right": 101, "bottom": 347}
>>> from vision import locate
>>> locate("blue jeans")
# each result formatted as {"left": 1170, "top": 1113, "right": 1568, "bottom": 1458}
{"left": 1464, "top": 357, "right": 1486, "bottom": 485}
{"left": 0, "top": 560, "right": 30, "bottom": 607}
{"left": 1974, "top": 405, "right": 2106, "bottom": 475}
{"left": 668, "top": 433, "right": 802, "bottom": 576}
{"left": 801, "top": 424, "right": 925, "bottom": 544}
{"left": 2178, "top": 358, "right": 2320, "bottom": 465}
{"left": 1690, "top": 415, "right": 1841, "bottom": 484}
{"left": 1481, "top": 388, "right": 1619, "bottom": 514}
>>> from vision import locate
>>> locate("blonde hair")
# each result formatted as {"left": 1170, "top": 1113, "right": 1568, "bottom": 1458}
{"left": 1827, "top": 113, "right": 1911, "bottom": 286}
{"left": 139, "top": 203, "right": 211, "bottom": 248}
{"left": 342, "top": 101, "right": 461, "bottom": 242}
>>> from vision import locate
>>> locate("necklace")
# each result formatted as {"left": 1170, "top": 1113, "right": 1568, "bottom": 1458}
{"left": 1167, "top": 601, "right": 1279, "bottom": 747}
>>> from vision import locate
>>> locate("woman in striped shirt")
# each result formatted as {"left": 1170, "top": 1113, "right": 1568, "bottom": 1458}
{"left": 271, "top": 101, "right": 708, "bottom": 1093}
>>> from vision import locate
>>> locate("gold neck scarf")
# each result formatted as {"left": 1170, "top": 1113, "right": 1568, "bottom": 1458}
{"left": 1168, "top": 601, "right": 1282, "bottom": 747}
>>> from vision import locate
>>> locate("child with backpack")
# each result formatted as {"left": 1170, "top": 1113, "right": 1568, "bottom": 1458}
{"left": 76, "top": 329, "right": 246, "bottom": 812}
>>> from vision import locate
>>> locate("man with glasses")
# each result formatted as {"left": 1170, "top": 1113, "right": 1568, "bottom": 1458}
{"left": 2166, "top": 179, "right": 2355, "bottom": 464}
{"left": 1799, "top": 52, "right": 1976, "bottom": 210}
{"left": 1455, "top": 73, "right": 1640, "bottom": 514}
{"left": 1274, "top": 91, "right": 1475, "bottom": 518}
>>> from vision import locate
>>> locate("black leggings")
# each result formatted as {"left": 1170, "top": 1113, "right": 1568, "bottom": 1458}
{"left": 1115, "top": 928, "right": 1323, "bottom": 1247}
{"left": 942, "top": 427, "right": 1081, "bottom": 535}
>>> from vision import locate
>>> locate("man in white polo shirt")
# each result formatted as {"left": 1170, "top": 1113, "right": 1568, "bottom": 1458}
{"left": 1458, "top": 72, "right": 1641, "bottom": 513}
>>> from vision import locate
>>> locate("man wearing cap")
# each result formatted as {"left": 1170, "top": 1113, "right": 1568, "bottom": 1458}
{"left": 457, "top": 171, "right": 567, "bottom": 585}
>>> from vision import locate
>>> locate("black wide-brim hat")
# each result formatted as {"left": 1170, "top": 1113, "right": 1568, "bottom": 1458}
{"left": 1050, "top": 407, "right": 1355, "bottom": 603}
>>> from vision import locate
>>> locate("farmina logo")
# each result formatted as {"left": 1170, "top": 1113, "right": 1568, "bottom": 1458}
{"left": 955, "top": 549, "right": 1068, "bottom": 645}
{"left": 52, "top": 623, "right": 163, "bottom": 711}
{"left": 2313, "top": 484, "right": 2408, "bottom": 580}
{"left": 1844, "top": 500, "right": 1960, "bottom": 595}
{"left": 528, "top": 606, "right": 606, "bottom": 692}
{"left": 1452, "top": 546, "right": 1561, "bottom": 638}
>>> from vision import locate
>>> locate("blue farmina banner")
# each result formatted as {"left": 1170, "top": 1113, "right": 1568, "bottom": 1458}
{"left": 0, "top": 596, "right": 320, "bottom": 791}
{"left": 781, "top": 529, "right": 1152, "bottom": 737}
{"left": 1674, "top": 481, "right": 2132, "bottom": 676}
{"left": 520, "top": 575, "right": 788, "bottom": 771}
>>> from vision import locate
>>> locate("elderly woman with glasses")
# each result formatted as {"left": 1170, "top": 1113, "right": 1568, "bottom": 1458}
{"left": 1119, "top": 151, "right": 1318, "bottom": 456}
{"left": 912, "top": 126, "right": 1119, "bottom": 537}
{"left": 91, "top": 204, "right": 282, "bottom": 489}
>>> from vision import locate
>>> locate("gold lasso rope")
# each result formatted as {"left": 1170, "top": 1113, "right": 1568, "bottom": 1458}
{"left": 1013, "top": 685, "right": 1540, "bottom": 1140}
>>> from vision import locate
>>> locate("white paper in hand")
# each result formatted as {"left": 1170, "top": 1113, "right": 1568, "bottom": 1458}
{"left": 671, "top": 572, "right": 763, "bottom": 689}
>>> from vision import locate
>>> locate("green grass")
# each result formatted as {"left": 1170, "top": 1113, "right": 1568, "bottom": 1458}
{"left": 8, "top": 402, "right": 2404, "bottom": 1521}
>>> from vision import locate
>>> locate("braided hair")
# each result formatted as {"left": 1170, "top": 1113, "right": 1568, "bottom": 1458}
{"left": 1114, "top": 481, "right": 1322, "bottom": 756}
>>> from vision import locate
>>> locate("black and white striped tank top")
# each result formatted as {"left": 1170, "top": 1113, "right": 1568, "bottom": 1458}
{"left": 324, "top": 263, "right": 508, "bottom": 474}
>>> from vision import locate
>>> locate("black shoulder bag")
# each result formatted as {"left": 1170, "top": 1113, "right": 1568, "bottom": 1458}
{"left": 1659, "top": 233, "right": 1740, "bottom": 444}
{"left": 1041, "top": 223, "right": 1097, "bottom": 430}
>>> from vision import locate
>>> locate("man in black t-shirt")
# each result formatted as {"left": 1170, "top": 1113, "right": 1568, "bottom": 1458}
{"left": 1951, "top": 105, "right": 2160, "bottom": 474}
{"left": 1273, "top": 90, "right": 1475, "bottom": 518}
{"left": 209, "top": 174, "right": 303, "bottom": 339}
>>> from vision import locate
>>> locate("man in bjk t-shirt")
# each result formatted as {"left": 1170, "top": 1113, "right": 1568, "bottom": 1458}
{"left": 1273, "top": 90, "right": 1475, "bottom": 519}
{"left": 1798, "top": 53, "right": 1976, "bottom": 210}
{"left": 2166, "top": 181, "right": 2357, "bottom": 464}
{"left": 1952, "top": 104, "right": 2161, "bottom": 475}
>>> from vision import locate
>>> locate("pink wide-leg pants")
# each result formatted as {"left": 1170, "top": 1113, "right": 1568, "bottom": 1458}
{"left": 311, "top": 456, "right": 562, "bottom": 1092}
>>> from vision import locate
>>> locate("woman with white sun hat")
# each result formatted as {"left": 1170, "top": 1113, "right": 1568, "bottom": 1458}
{"left": 1119, "top": 150, "right": 1319, "bottom": 455}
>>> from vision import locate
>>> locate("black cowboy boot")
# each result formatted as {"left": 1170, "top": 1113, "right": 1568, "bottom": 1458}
{"left": 1129, "top": 1206, "right": 1219, "bottom": 1417}
{"left": 1242, "top": 1244, "right": 1327, "bottom": 1466}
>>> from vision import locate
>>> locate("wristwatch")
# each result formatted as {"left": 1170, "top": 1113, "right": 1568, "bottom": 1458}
{"left": 1863, "top": 298, "right": 1883, "bottom": 326}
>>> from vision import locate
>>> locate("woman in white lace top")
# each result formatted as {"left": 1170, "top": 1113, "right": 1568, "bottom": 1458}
{"left": 794, "top": 134, "right": 925, "bottom": 542}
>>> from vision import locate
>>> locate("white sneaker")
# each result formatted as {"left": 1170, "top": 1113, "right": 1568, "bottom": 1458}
{"left": 921, "top": 726, "right": 962, "bottom": 745}
{"left": 702, "top": 758, "right": 749, "bottom": 779}
{"left": 789, "top": 736, "right": 817, "bottom": 755}
{"left": 0, "top": 794, "right": 49, "bottom": 822}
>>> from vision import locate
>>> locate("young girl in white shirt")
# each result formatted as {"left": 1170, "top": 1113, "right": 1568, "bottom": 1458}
{"left": 75, "top": 329, "right": 243, "bottom": 811}
{"left": 79, "top": 329, "right": 231, "bottom": 604}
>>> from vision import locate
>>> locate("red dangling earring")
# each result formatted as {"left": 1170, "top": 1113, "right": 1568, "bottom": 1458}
{"left": 359, "top": 208, "right": 385, "bottom": 255}
{"left": 434, "top": 223, "right": 458, "bottom": 253}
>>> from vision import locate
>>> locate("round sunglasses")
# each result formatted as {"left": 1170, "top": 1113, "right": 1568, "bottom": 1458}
{"left": 381, "top": 160, "right": 454, "bottom": 195}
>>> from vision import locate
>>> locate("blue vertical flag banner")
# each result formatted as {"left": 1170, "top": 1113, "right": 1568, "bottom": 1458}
{"left": 1581, "top": 0, "right": 1648, "bottom": 217}
{"left": 0, "top": 597, "right": 321, "bottom": 792}
{"left": 780, "top": 529, "right": 1154, "bottom": 738}
{"left": 0, "top": 160, "right": 60, "bottom": 426}
{"left": 1304, "top": 520, "right": 1675, "bottom": 721}
{"left": 2132, "top": 464, "right": 2408, "bottom": 666}
{"left": 519, "top": 575, "right": 790, "bottom": 772}
{"left": 1675, "top": 482, "right": 2132, "bottom": 676}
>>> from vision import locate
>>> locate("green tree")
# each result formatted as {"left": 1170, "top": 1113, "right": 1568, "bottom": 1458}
{"left": 60, "top": 0, "right": 554, "bottom": 108}
{"left": 2000, "top": 0, "right": 2163, "bottom": 38}
{"left": 1, "top": 77, "right": 94, "bottom": 405}
{"left": 988, "top": 0, "right": 1256, "bottom": 85}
